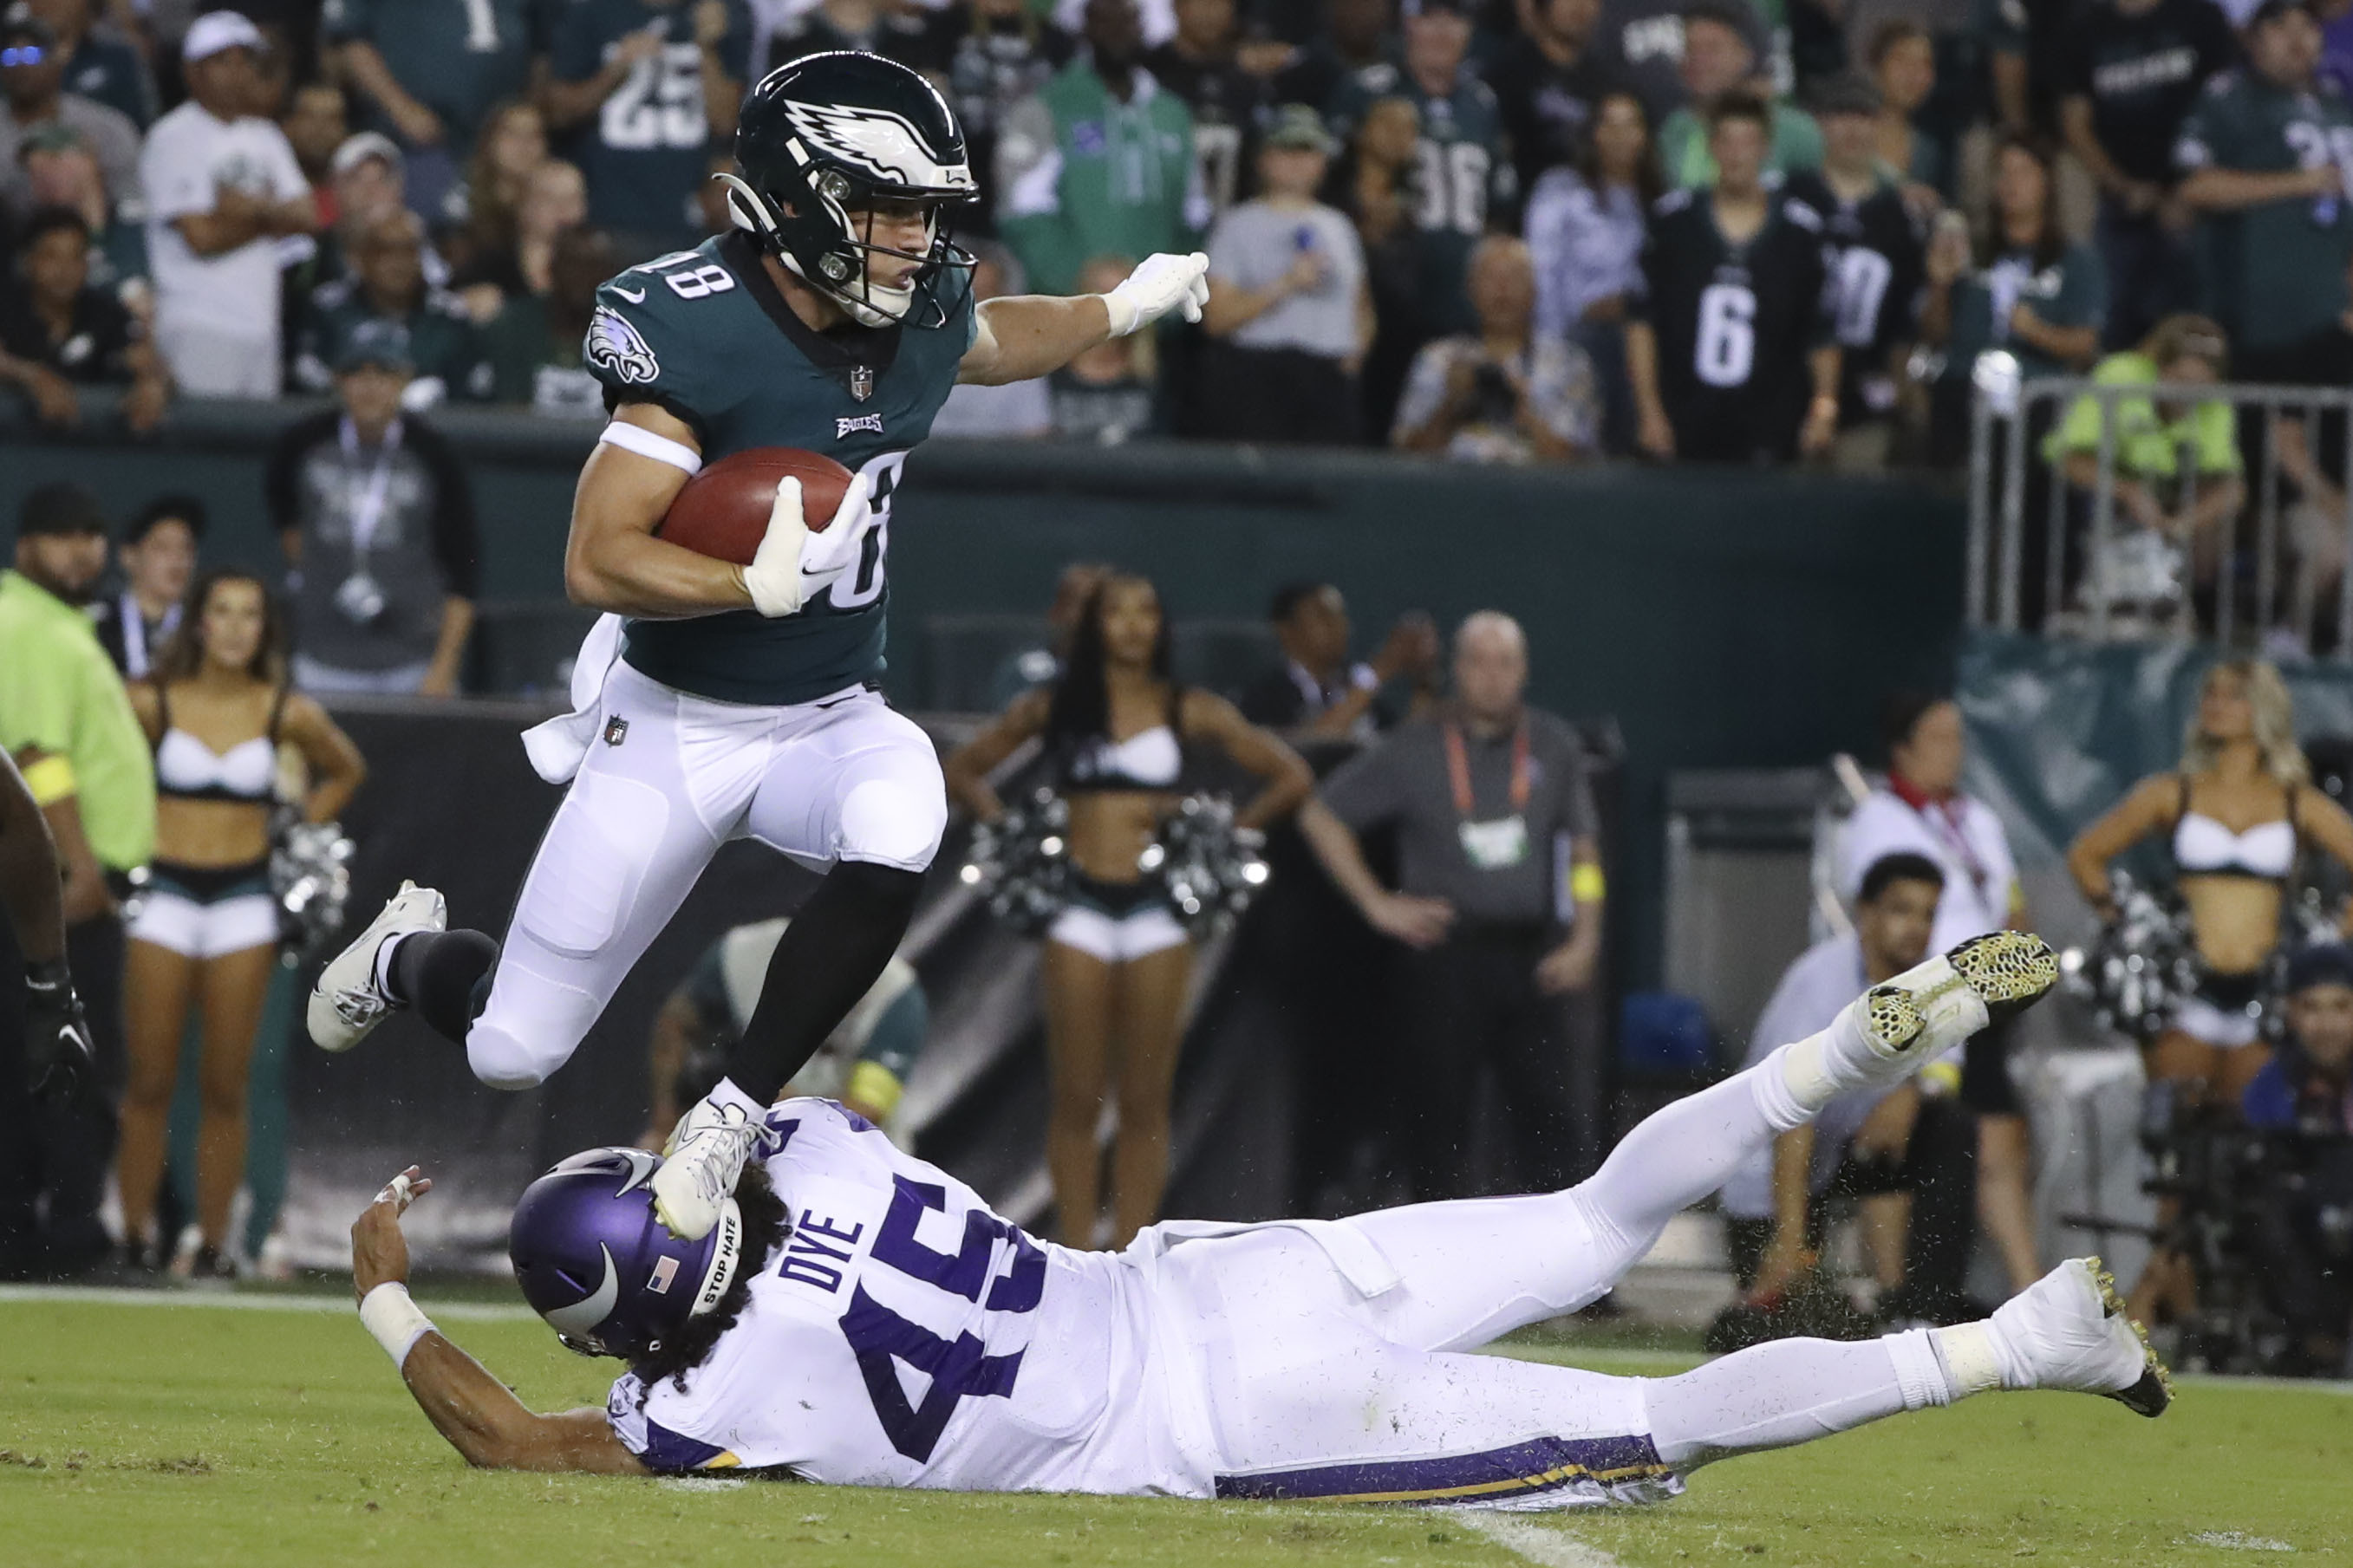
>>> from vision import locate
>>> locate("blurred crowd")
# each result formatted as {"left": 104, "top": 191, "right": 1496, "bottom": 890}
{"left": 5, "top": 0, "right": 2352, "bottom": 468}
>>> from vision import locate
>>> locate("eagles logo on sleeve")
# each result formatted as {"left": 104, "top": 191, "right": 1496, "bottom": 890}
{"left": 587, "top": 305, "right": 662, "bottom": 386}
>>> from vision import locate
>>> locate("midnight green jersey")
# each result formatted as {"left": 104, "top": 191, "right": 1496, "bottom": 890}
{"left": 1328, "top": 64, "right": 1513, "bottom": 337}
{"left": 2175, "top": 71, "right": 2353, "bottom": 352}
{"left": 551, "top": 0, "right": 751, "bottom": 246}
{"left": 323, "top": 0, "right": 555, "bottom": 150}
{"left": 584, "top": 232, "right": 978, "bottom": 706}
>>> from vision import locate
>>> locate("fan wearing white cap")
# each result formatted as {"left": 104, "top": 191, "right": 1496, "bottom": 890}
{"left": 137, "top": 10, "right": 320, "bottom": 397}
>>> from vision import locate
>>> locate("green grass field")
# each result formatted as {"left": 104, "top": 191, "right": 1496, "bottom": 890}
{"left": 2, "top": 1290, "right": 2346, "bottom": 1568}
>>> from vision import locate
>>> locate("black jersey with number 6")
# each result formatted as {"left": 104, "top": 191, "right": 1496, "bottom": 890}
{"left": 1633, "top": 187, "right": 1832, "bottom": 463}
{"left": 1784, "top": 172, "right": 1925, "bottom": 428}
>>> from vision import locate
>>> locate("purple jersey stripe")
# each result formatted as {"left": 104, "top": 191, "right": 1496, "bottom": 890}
{"left": 1212, "top": 1433, "right": 1671, "bottom": 1504}
{"left": 639, "top": 1417, "right": 733, "bottom": 1474}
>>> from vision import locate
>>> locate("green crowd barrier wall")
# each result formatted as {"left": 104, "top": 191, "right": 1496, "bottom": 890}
{"left": 2, "top": 403, "right": 1968, "bottom": 989}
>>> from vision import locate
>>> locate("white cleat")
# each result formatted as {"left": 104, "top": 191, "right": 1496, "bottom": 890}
{"left": 1992, "top": 1256, "right": 2173, "bottom": 1417}
{"left": 1853, "top": 930, "right": 2059, "bottom": 1072}
{"left": 306, "top": 881, "right": 446, "bottom": 1052}
{"left": 652, "top": 1096, "right": 761, "bottom": 1241}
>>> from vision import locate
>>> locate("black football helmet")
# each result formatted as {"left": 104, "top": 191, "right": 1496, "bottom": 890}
{"left": 722, "top": 51, "right": 978, "bottom": 329}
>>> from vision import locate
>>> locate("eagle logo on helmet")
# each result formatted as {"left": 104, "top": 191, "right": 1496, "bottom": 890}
{"left": 585, "top": 305, "right": 660, "bottom": 385}
{"left": 780, "top": 101, "right": 977, "bottom": 195}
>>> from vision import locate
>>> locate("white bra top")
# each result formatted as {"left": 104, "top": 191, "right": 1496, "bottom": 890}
{"left": 155, "top": 729, "right": 277, "bottom": 804}
{"left": 2173, "top": 812, "right": 2297, "bottom": 880}
{"left": 1063, "top": 725, "right": 1183, "bottom": 791}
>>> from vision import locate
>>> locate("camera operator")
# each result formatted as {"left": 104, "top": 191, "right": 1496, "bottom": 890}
{"left": 2239, "top": 943, "right": 2353, "bottom": 1376}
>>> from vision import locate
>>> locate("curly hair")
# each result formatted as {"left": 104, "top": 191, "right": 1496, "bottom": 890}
{"left": 629, "top": 1161, "right": 790, "bottom": 1404}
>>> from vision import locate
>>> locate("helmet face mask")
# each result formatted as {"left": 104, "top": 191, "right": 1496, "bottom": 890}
{"left": 727, "top": 52, "right": 981, "bottom": 329}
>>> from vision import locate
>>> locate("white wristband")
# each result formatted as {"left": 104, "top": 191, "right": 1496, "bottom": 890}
{"left": 360, "top": 1282, "right": 436, "bottom": 1370}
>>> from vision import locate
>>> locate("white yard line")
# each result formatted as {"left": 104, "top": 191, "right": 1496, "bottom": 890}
{"left": 0, "top": 1284, "right": 540, "bottom": 1320}
{"left": 1460, "top": 1513, "right": 1627, "bottom": 1568}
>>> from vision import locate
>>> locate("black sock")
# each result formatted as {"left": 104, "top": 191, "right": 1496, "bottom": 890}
{"left": 389, "top": 928, "right": 501, "bottom": 1046}
{"left": 728, "top": 861, "right": 924, "bottom": 1103}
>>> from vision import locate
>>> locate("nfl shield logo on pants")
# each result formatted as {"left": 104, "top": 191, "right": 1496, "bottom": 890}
{"left": 850, "top": 365, "right": 876, "bottom": 402}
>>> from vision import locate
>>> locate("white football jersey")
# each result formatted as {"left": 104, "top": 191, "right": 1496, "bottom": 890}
{"left": 605, "top": 1100, "right": 1163, "bottom": 1492}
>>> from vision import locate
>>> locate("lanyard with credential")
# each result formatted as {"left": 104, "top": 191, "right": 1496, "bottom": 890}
{"left": 338, "top": 415, "right": 404, "bottom": 567}
{"left": 1444, "top": 719, "right": 1530, "bottom": 819}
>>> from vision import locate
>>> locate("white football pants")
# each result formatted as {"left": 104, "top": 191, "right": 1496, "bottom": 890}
{"left": 466, "top": 661, "right": 947, "bottom": 1089}
{"left": 1154, "top": 1059, "right": 1942, "bottom": 1508}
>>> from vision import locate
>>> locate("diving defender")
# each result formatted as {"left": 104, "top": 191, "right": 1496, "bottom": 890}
{"left": 304, "top": 53, "right": 1215, "bottom": 1241}
{"left": 351, "top": 932, "right": 2171, "bottom": 1501}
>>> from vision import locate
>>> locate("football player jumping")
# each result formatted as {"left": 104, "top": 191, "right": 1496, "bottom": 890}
{"left": 305, "top": 52, "right": 1213, "bottom": 1241}
{"left": 351, "top": 933, "right": 2169, "bottom": 1500}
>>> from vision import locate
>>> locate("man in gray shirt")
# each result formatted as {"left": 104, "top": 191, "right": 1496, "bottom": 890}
{"left": 265, "top": 320, "right": 479, "bottom": 696}
{"left": 1299, "top": 610, "right": 1603, "bottom": 1200}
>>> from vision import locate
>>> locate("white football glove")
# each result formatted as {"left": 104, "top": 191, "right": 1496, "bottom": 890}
{"left": 741, "top": 473, "right": 873, "bottom": 618}
{"left": 1101, "top": 251, "right": 1211, "bottom": 337}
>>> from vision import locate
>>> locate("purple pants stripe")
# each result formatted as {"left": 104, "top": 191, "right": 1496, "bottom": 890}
{"left": 1212, "top": 1432, "right": 1672, "bottom": 1505}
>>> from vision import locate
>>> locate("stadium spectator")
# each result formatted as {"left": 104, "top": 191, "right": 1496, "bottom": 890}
{"left": 2044, "top": 313, "right": 2245, "bottom": 608}
{"left": 0, "top": 749, "right": 95, "bottom": 1280}
{"left": 1051, "top": 253, "right": 1164, "bottom": 439}
{"left": 326, "top": 0, "right": 551, "bottom": 223}
{"left": 1198, "top": 105, "right": 1369, "bottom": 442}
{"left": 2326, "top": 0, "right": 2353, "bottom": 97}
{"left": 1982, "top": 0, "right": 2034, "bottom": 136}
{"left": 439, "top": 99, "right": 551, "bottom": 283}
{"left": 1297, "top": 609, "right": 1602, "bottom": 1202}
{"left": 92, "top": 494, "right": 200, "bottom": 680}
{"left": 0, "top": 481, "right": 154, "bottom": 1280}
{"left": 762, "top": 0, "right": 926, "bottom": 64}
{"left": 1653, "top": 0, "right": 1822, "bottom": 190}
{"left": 983, "top": 559, "right": 1111, "bottom": 706}
{"left": 116, "top": 569, "right": 364, "bottom": 1281}
{"left": 899, "top": 0, "right": 1073, "bottom": 242}
{"left": 545, "top": 0, "right": 749, "bottom": 260}
{"left": 1144, "top": 0, "right": 1268, "bottom": 219}
{"left": 299, "top": 132, "right": 420, "bottom": 292}
{"left": 265, "top": 321, "right": 480, "bottom": 697}
{"left": 1329, "top": 0, "right": 1509, "bottom": 339}
{"left": 1337, "top": 93, "right": 1423, "bottom": 437}
{"left": 140, "top": 10, "right": 316, "bottom": 399}
{"left": 2177, "top": 0, "right": 2353, "bottom": 386}
{"left": 1484, "top": 0, "right": 1622, "bottom": 201}
{"left": 1238, "top": 581, "right": 1439, "bottom": 740}
{"left": 1524, "top": 87, "right": 1655, "bottom": 452}
{"left": 1919, "top": 134, "right": 2104, "bottom": 461}
{"left": 1392, "top": 232, "right": 1599, "bottom": 461}
{"left": 479, "top": 223, "right": 611, "bottom": 414}
{"left": 1626, "top": 91, "right": 1839, "bottom": 465}
{"left": 19, "top": 122, "right": 144, "bottom": 304}
{"left": 2057, "top": 0, "right": 2237, "bottom": 348}
{"left": 638, "top": 915, "right": 930, "bottom": 1147}
{"left": 296, "top": 208, "right": 490, "bottom": 406}
{"left": 0, "top": 204, "right": 166, "bottom": 430}
{"left": 2262, "top": 249, "right": 2353, "bottom": 651}
{"left": 0, "top": 1, "right": 138, "bottom": 223}
{"left": 1718, "top": 852, "right": 1982, "bottom": 1323}
{"left": 1789, "top": 73, "right": 1924, "bottom": 472}
{"left": 998, "top": 0, "right": 1204, "bottom": 297}
{"left": 280, "top": 79, "right": 349, "bottom": 197}
{"left": 930, "top": 238, "right": 1054, "bottom": 437}
{"left": 1839, "top": 692, "right": 2043, "bottom": 1301}
{"left": 2240, "top": 941, "right": 2353, "bottom": 1376}
{"left": 1271, "top": 0, "right": 1395, "bottom": 111}
{"left": 28, "top": 0, "right": 148, "bottom": 128}
{"left": 1867, "top": 20, "right": 1948, "bottom": 201}
{"left": 452, "top": 157, "right": 585, "bottom": 323}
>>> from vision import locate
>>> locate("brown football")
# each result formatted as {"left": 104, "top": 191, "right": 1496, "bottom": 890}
{"left": 656, "top": 446, "right": 857, "bottom": 567}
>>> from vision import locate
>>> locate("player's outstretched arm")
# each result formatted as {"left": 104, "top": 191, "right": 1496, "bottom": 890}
{"left": 353, "top": 1169, "right": 648, "bottom": 1476}
{"left": 958, "top": 253, "right": 1211, "bottom": 386}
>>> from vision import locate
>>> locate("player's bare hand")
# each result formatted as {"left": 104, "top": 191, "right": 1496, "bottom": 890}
{"left": 352, "top": 1166, "right": 432, "bottom": 1302}
{"left": 1368, "top": 891, "right": 1454, "bottom": 948}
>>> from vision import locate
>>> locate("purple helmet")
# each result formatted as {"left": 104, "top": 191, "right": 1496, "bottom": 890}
{"left": 508, "top": 1148, "right": 745, "bottom": 1359}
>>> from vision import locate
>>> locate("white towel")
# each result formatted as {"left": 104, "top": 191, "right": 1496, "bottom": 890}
{"left": 519, "top": 613, "right": 626, "bottom": 785}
